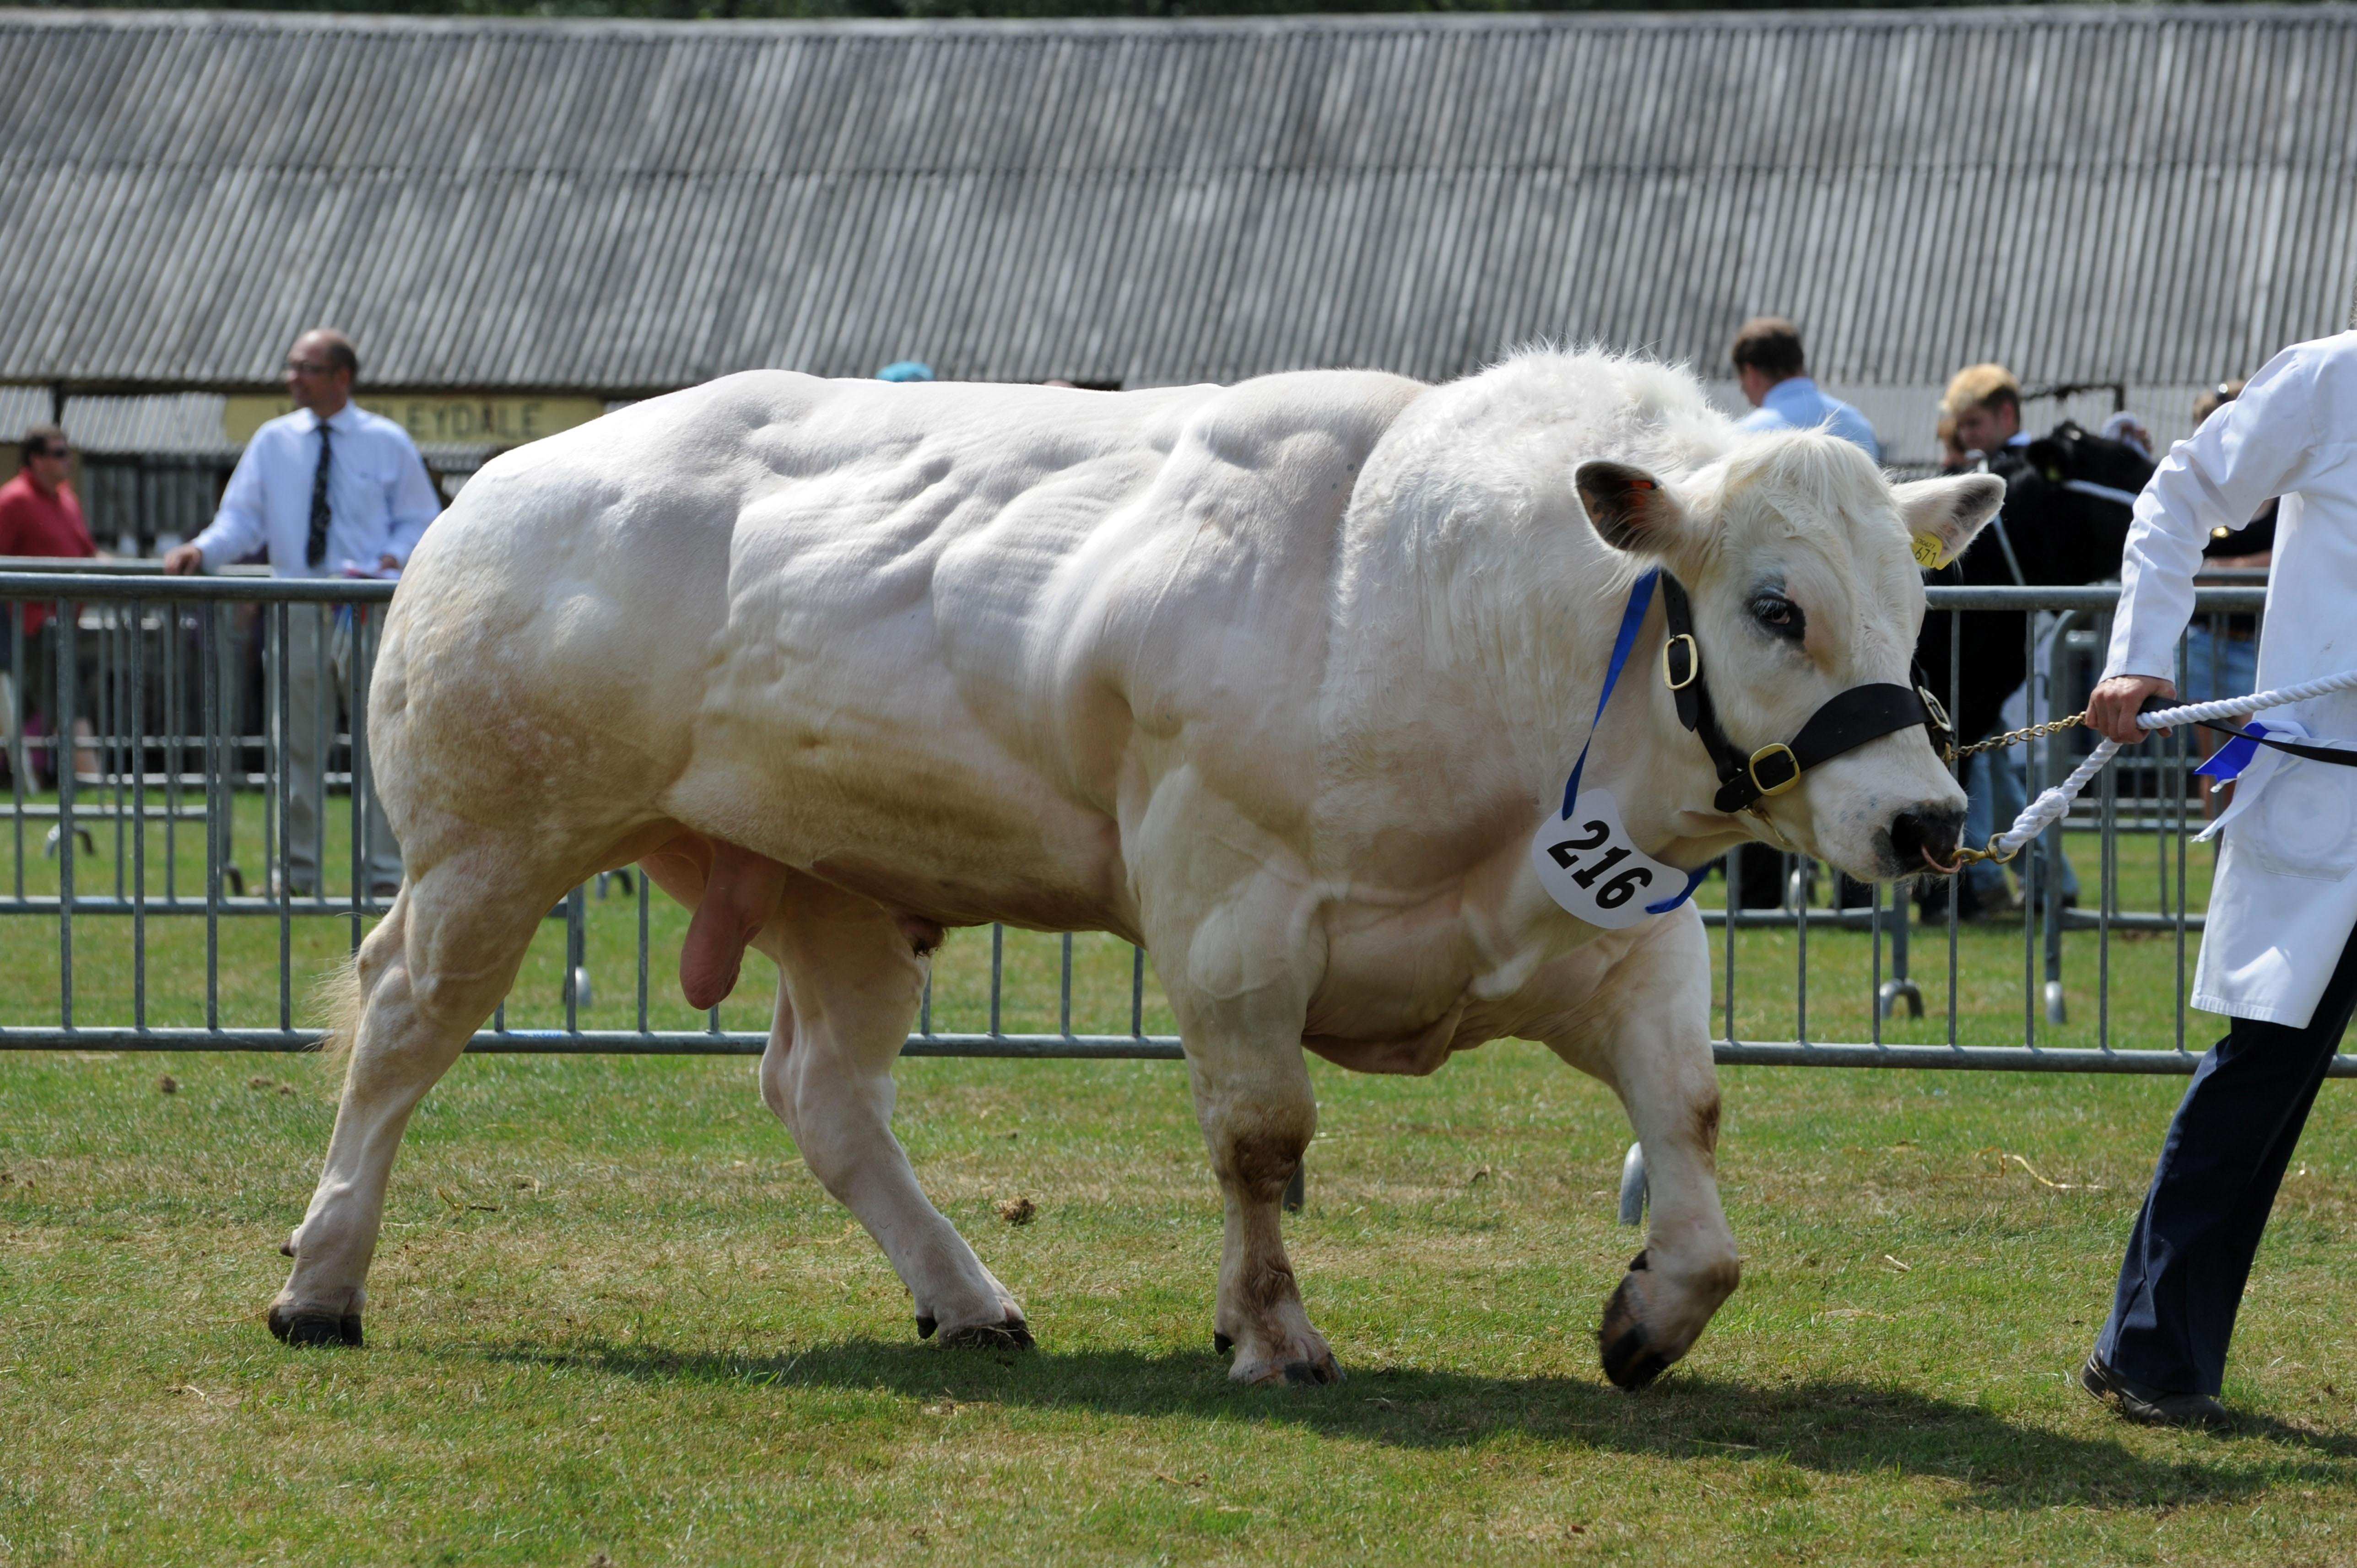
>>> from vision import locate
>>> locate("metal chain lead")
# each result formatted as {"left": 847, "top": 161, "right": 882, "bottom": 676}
{"left": 1945, "top": 668, "right": 2357, "bottom": 869}
{"left": 1945, "top": 709, "right": 2087, "bottom": 764}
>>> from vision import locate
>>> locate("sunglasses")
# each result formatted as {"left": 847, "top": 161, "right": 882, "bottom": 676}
{"left": 284, "top": 360, "right": 338, "bottom": 376}
{"left": 27, "top": 445, "right": 69, "bottom": 460}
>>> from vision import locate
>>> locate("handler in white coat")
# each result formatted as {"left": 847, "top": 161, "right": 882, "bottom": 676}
{"left": 2081, "top": 326, "right": 2357, "bottom": 1428}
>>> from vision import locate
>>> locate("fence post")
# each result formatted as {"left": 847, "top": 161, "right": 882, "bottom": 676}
{"left": 1878, "top": 879, "right": 1923, "bottom": 1018}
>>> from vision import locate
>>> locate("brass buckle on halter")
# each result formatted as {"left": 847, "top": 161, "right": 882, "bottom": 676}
{"left": 1747, "top": 743, "right": 1802, "bottom": 797}
{"left": 1917, "top": 684, "right": 1951, "bottom": 737}
{"left": 1662, "top": 633, "right": 1700, "bottom": 691}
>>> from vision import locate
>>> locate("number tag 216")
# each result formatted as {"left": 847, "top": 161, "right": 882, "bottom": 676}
{"left": 1528, "top": 786, "right": 1688, "bottom": 931}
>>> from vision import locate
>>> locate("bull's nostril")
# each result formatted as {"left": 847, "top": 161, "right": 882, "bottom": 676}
{"left": 1890, "top": 806, "right": 1964, "bottom": 869}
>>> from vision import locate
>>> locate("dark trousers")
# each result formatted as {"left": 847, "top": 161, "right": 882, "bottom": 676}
{"left": 2096, "top": 925, "right": 2357, "bottom": 1395}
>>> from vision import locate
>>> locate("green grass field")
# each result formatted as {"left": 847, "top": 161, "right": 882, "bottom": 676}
{"left": 8, "top": 799, "right": 2357, "bottom": 1566}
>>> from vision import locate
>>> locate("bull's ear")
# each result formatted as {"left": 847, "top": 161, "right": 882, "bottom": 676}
{"left": 1892, "top": 474, "right": 2004, "bottom": 570}
{"left": 1574, "top": 461, "right": 1690, "bottom": 555}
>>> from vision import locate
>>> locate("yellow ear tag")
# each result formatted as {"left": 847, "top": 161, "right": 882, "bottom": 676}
{"left": 1910, "top": 532, "right": 1950, "bottom": 570}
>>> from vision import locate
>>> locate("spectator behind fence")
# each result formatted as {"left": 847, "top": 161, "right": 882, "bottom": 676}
{"left": 1937, "top": 413, "right": 1972, "bottom": 474}
{"left": 1916, "top": 365, "right": 2149, "bottom": 916}
{"left": 163, "top": 329, "right": 439, "bottom": 899}
{"left": 2103, "top": 411, "right": 2157, "bottom": 463}
{"left": 0, "top": 423, "right": 101, "bottom": 785}
{"left": 1728, "top": 317, "right": 1881, "bottom": 460}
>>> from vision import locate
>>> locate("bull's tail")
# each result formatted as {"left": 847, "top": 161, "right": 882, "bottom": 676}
{"left": 308, "top": 952, "right": 366, "bottom": 1068}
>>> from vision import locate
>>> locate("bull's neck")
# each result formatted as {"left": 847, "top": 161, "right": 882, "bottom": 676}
{"left": 1557, "top": 582, "right": 1750, "bottom": 870}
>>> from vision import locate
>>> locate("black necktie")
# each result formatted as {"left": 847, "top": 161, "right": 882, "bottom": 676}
{"left": 306, "top": 422, "right": 333, "bottom": 567}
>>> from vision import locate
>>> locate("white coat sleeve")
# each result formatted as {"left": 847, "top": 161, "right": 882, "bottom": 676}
{"left": 2105, "top": 345, "right": 2325, "bottom": 681}
{"left": 190, "top": 437, "right": 270, "bottom": 571}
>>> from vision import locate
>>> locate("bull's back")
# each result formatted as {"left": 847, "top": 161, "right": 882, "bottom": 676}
{"left": 378, "top": 368, "right": 1424, "bottom": 929}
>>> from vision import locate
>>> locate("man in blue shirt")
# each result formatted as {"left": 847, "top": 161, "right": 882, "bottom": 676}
{"left": 1729, "top": 317, "right": 1881, "bottom": 462}
{"left": 165, "top": 329, "right": 441, "bottom": 899}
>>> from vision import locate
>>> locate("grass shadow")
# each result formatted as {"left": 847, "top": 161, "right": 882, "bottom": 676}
{"left": 484, "top": 1336, "right": 2357, "bottom": 1509}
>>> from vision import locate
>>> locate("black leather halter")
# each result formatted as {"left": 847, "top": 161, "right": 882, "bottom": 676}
{"left": 1657, "top": 574, "right": 1953, "bottom": 816}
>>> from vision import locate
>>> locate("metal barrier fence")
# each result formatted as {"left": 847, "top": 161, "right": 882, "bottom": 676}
{"left": 0, "top": 569, "right": 2330, "bottom": 1078}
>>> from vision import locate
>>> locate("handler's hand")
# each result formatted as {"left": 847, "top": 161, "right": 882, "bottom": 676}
{"left": 161, "top": 544, "right": 205, "bottom": 575}
{"left": 2088, "top": 674, "right": 2177, "bottom": 745}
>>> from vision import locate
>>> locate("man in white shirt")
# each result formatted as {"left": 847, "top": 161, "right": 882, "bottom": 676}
{"left": 1729, "top": 317, "right": 1881, "bottom": 460}
{"left": 165, "top": 329, "right": 440, "bottom": 898}
{"left": 2081, "top": 325, "right": 2357, "bottom": 1429}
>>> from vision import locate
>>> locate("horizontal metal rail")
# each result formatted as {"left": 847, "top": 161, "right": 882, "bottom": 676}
{"left": 1716, "top": 1039, "right": 2355, "bottom": 1076}
{"left": 0, "top": 571, "right": 394, "bottom": 602}
{"left": 0, "top": 1025, "right": 1186, "bottom": 1059}
{"left": 11, "top": 1026, "right": 2340, "bottom": 1076}
{"left": 0, "top": 571, "right": 2311, "bottom": 1075}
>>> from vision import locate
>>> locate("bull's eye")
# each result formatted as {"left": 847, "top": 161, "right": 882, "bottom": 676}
{"left": 1749, "top": 593, "right": 1805, "bottom": 641}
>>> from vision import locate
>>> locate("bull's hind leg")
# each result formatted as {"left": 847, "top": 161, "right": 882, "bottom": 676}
{"left": 1146, "top": 888, "right": 1336, "bottom": 1385}
{"left": 754, "top": 877, "right": 1028, "bottom": 1347}
{"left": 1184, "top": 1030, "right": 1335, "bottom": 1385}
{"left": 1545, "top": 911, "right": 1741, "bottom": 1390}
{"left": 267, "top": 844, "right": 572, "bottom": 1347}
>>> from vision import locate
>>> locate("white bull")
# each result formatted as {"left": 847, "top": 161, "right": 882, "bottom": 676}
{"left": 269, "top": 350, "right": 2000, "bottom": 1387}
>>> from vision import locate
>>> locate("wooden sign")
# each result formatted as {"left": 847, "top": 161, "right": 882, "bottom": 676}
{"left": 222, "top": 393, "right": 607, "bottom": 450}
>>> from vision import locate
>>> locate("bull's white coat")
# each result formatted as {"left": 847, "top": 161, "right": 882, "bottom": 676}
{"left": 270, "top": 350, "right": 2000, "bottom": 1386}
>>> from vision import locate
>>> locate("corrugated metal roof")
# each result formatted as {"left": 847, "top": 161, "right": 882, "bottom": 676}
{"left": 4, "top": 6, "right": 2352, "bottom": 398}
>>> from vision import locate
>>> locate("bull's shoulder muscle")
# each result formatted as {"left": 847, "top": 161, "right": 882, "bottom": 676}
{"left": 1083, "top": 371, "right": 1429, "bottom": 677}
{"left": 1064, "top": 372, "right": 1431, "bottom": 833}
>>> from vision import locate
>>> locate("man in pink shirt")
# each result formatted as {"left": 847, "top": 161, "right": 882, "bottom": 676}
{"left": 0, "top": 423, "right": 100, "bottom": 787}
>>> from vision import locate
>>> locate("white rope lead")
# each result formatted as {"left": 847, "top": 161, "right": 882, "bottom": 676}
{"left": 1981, "top": 668, "right": 2357, "bottom": 862}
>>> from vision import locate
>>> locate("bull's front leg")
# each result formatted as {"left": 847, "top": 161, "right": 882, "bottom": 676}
{"left": 1545, "top": 909, "right": 1741, "bottom": 1389}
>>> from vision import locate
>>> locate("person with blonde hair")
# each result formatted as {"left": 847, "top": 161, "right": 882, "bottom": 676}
{"left": 1944, "top": 362, "right": 2024, "bottom": 459}
{"left": 1918, "top": 359, "right": 2152, "bottom": 918}
{"left": 1936, "top": 412, "right": 1970, "bottom": 474}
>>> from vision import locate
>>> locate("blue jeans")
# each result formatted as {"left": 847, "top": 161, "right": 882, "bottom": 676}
{"left": 2180, "top": 623, "right": 2258, "bottom": 705}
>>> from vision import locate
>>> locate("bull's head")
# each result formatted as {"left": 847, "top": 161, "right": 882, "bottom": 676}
{"left": 1575, "top": 434, "right": 2003, "bottom": 881}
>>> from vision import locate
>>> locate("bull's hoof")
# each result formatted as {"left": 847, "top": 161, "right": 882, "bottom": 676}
{"left": 1229, "top": 1334, "right": 1343, "bottom": 1387}
{"left": 268, "top": 1303, "right": 362, "bottom": 1348}
{"left": 1600, "top": 1322, "right": 1672, "bottom": 1390}
{"left": 915, "top": 1313, "right": 938, "bottom": 1340}
{"left": 940, "top": 1315, "right": 1033, "bottom": 1352}
{"left": 1597, "top": 1253, "right": 1673, "bottom": 1391}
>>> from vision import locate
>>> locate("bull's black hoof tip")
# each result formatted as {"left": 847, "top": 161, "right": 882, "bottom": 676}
{"left": 1599, "top": 1326, "right": 1670, "bottom": 1391}
{"left": 1282, "top": 1358, "right": 1342, "bottom": 1386}
{"left": 941, "top": 1316, "right": 1033, "bottom": 1352}
{"left": 268, "top": 1304, "right": 362, "bottom": 1348}
{"left": 915, "top": 1313, "right": 938, "bottom": 1340}
{"left": 1214, "top": 1331, "right": 1235, "bottom": 1355}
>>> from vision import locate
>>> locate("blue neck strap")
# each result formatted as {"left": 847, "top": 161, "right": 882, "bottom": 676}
{"left": 1557, "top": 566, "right": 1713, "bottom": 917}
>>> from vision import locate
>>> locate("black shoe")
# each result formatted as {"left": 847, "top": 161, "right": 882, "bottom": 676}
{"left": 2081, "top": 1354, "right": 2233, "bottom": 1430}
